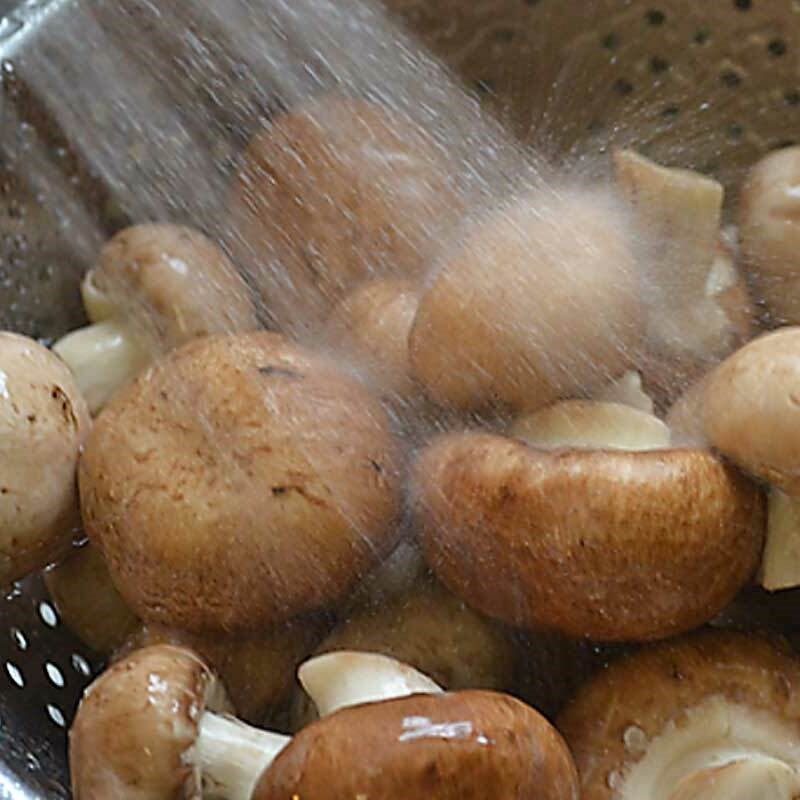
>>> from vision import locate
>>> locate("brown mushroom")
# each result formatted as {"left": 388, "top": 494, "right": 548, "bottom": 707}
{"left": 289, "top": 577, "right": 517, "bottom": 729}
{"left": 0, "top": 332, "right": 90, "bottom": 585}
{"left": 229, "top": 95, "right": 463, "bottom": 335}
{"left": 409, "top": 186, "right": 643, "bottom": 413}
{"left": 79, "top": 332, "right": 403, "bottom": 633}
{"left": 69, "top": 644, "right": 289, "bottom": 800}
{"left": 117, "top": 614, "right": 330, "bottom": 725}
{"left": 412, "top": 401, "right": 765, "bottom": 641}
{"left": 323, "top": 278, "right": 420, "bottom": 399}
{"left": 53, "top": 223, "right": 258, "bottom": 413}
{"left": 254, "top": 690, "right": 579, "bottom": 800}
{"left": 558, "top": 630, "right": 800, "bottom": 800}
{"left": 739, "top": 146, "right": 800, "bottom": 324}
{"left": 44, "top": 541, "right": 139, "bottom": 655}
{"left": 703, "top": 327, "right": 800, "bottom": 492}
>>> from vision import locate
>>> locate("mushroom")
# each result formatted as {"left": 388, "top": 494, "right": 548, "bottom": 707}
{"left": 69, "top": 644, "right": 286, "bottom": 800}
{"left": 666, "top": 376, "right": 710, "bottom": 448}
{"left": 0, "top": 332, "right": 90, "bottom": 586}
{"left": 412, "top": 399, "right": 765, "bottom": 641}
{"left": 739, "top": 146, "right": 800, "bottom": 324}
{"left": 557, "top": 630, "right": 800, "bottom": 800}
{"left": 254, "top": 688, "right": 579, "bottom": 800}
{"left": 79, "top": 331, "right": 403, "bottom": 632}
{"left": 228, "top": 95, "right": 464, "bottom": 336}
{"left": 53, "top": 223, "right": 258, "bottom": 413}
{"left": 702, "top": 327, "right": 800, "bottom": 492}
{"left": 70, "top": 645, "right": 441, "bottom": 800}
{"left": 614, "top": 149, "right": 753, "bottom": 403}
{"left": 289, "top": 577, "right": 518, "bottom": 729}
{"left": 117, "top": 613, "right": 331, "bottom": 725}
{"left": 44, "top": 541, "right": 139, "bottom": 655}
{"left": 323, "top": 278, "right": 420, "bottom": 399}
{"left": 408, "top": 185, "right": 643, "bottom": 413}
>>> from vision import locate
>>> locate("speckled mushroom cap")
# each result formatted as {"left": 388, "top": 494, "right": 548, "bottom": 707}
{"left": 412, "top": 431, "right": 765, "bottom": 641}
{"left": 0, "top": 332, "right": 90, "bottom": 585}
{"left": 254, "top": 690, "right": 579, "bottom": 800}
{"left": 558, "top": 631, "right": 800, "bottom": 800}
{"left": 69, "top": 644, "right": 229, "bottom": 800}
{"left": 79, "top": 331, "right": 404, "bottom": 633}
{"left": 85, "top": 223, "right": 258, "bottom": 348}
{"left": 228, "top": 95, "right": 464, "bottom": 335}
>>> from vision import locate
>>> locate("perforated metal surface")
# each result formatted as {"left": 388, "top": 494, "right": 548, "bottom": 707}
{"left": 0, "top": 0, "right": 798, "bottom": 797}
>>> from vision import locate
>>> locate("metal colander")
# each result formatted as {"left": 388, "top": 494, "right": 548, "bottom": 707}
{"left": 0, "top": 0, "right": 798, "bottom": 796}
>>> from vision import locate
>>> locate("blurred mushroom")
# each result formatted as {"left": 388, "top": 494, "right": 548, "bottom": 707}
{"left": 0, "top": 332, "right": 89, "bottom": 586}
{"left": 558, "top": 630, "right": 800, "bottom": 800}
{"left": 289, "top": 577, "right": 517, "bottom": 729}
{"left": 413, "top": 400, "right": 765, "bottom": 641}
{"left": 44, "top": 541, "right": 139, "bottom": 655}
{"left": 117, "top": 614, "right": 330, "bottom": 725}
{"left": 79, "top": 332, "right": 403, "bottom": 632}
{"left": 229, "top": 95, "right": 463, "bottom": 336}
{"left": 323, "top": 278, "right": 420, "bottom": 399}
{"left": 614, "top": 149, "right": 753, "bottom": 404}
{"left": 409, "top": 186, "right": 643, "bottom": 413}
{"left": 703, "top": 327, "right": 800, "bottom": 492}
{"left": 739, "top": 146, "right": 800, "bottom": 324}
{"left": 70, "top": 644, "right": 288, "bottom": 800}
{"left": 666, "top": 375, "right": 710, "bottom": 448}
{"left": 53, "top": 223, "right": 258, "bottom": 413}
{"left": 254, "top": 690, "right": 579, "bottom": 800}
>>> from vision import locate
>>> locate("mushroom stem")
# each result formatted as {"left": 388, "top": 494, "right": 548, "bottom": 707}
{"left": 621, "top": 697, "right": 800, "bottom": 800}
{"left": 52, "top": 319, "right": 150, "bottom": 414}
{"left": 191, "top": 712, "right": 290, "bottom": 800}
{"left": 668, "top": 757, "right": 800, "bottom": 800}
{"left": 299, "top": 651, "right": 443, "bottom": 717}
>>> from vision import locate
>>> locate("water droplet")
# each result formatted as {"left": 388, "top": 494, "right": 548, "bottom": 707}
{"left": 607, "top": 769, "right": 625, "bottom": 790}
{"left": 623, "top": 724, "right": 648, "bottom": 754}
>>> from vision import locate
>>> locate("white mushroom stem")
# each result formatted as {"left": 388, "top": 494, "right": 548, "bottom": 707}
{"left": 619, "top": 696, "right": 800, "bottom": 800}
{"left": 668, "top": 757, "right": 800, "bottom": 800}
{"left": 760, "top": 489, "right": 800, "bottom": 592}
{"left": 80, "top": 269, "right": 116, "bottom": 323}
{"left": 52, "top": 320, "right": 150, "bottom": 414}
{"left": 594, "top": 371, "right": 656, "bottom": 415}
{"left": 511, "top": 400, "right": 671, "bottom": 452}
{"left": 299, "top": 651, "right": 443, "bottom": 718}
{"left": 189, "top": 712, "right": 289, "bottom": 800}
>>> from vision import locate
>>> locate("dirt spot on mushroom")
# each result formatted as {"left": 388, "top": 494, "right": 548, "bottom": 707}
{"left": 51, "top": 384, "right": 79, "bottom": 429}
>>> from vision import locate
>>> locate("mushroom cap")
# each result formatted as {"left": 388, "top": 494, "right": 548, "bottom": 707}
{"left": 119, "top": 614, "right": 329, "bottom": 725}
{"left": 229, "top": 96, "right": 463, "bottom": 334}
{"left": 413, "top": 431, "right": 765, "bottom": 641}
{"left": 44, "top": 541, "right": 139, "bottom": 655}
{"left": 703, "top": 327, "right": 800, "bottom": 491}
{"left": 739, "top": 146, "right": 800, "bottom": 324}
{"left": 557, "top": 630, "right": 800, "bottom": 800}
{"left": 409, "top": 187, "right": 643, "bottom": 413}
{"left": 79, "top": 331, "right": 403, "bottom": 632}
{"left": 69, "top": 644, "right": 228, "bottom": 800}
{"left": 89, "top": 223, "right": 258, "bottom": 350}
{"left": 290, "top": 578, "right": 517, "bottom": 729}
{"left": 254, "top": 690, "right": 579, "bottom": 800}
{"left": 324, "top": 278, "right": 420, "bottom": 398}
{"left": 0, "top": 332, "right": 90, "bottom": 584}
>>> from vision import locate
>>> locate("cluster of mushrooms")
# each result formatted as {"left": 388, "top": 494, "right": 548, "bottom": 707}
{"left": 5, "top": 93, "right": 800, "bottom": 798}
